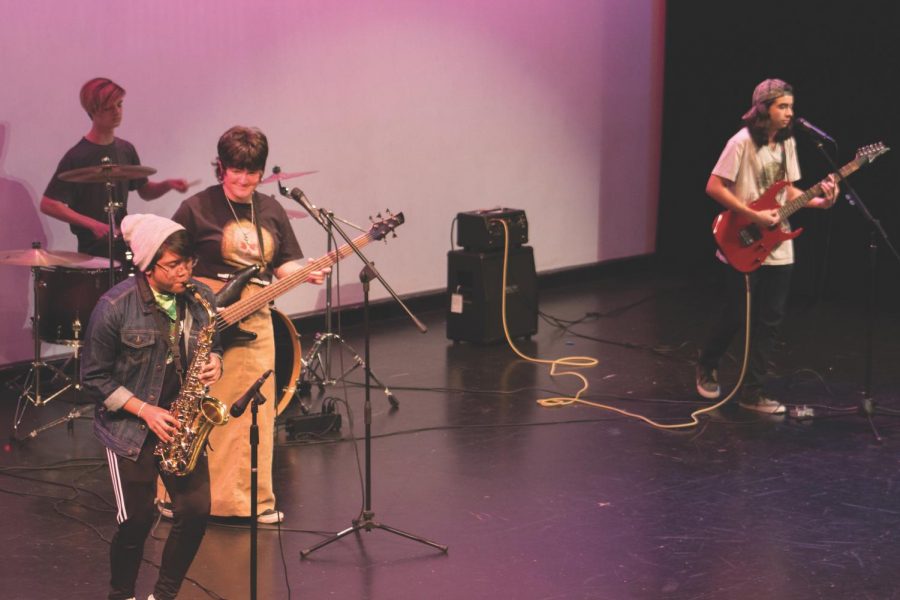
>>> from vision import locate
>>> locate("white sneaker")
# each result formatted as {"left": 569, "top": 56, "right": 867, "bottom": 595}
{"left": 157, "top": 501, "right": 174, "bottom": 519}
{"left": 258, "top": 508, "right": 285, "bottom": 524}
{"left": 739, "top": 395, "right": 785, "bottom": 415}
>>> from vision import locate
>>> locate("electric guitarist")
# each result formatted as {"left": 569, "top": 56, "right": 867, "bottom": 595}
{"left": 695, "top": 78, "right": 838, "bottom": 415}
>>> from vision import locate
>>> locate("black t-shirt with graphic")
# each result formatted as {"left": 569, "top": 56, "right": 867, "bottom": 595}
{"left": 172, "top": 184, "right": 303, "bottom": 281}
{"left": 44, "top": 137, "right": 148, "bottom": 257}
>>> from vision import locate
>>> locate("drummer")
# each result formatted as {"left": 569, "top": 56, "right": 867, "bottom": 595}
{"left": 39, "top": 77, "right": 189, "bottom": 260}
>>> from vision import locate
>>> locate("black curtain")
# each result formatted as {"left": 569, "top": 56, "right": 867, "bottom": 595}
{"left": 657, "top": 1, "right": 900, "bottom": 307}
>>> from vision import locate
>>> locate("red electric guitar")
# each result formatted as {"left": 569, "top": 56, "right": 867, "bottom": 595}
{"left": 713, "top": 142, "right": 889, "bottom": 273}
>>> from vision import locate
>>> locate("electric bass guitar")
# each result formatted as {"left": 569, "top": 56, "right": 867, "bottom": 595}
{"left": 713, "top": 142, "right": 888, "bottom": 273}
{"left": 199, "top": 211, "right": 404, "bottom": 345}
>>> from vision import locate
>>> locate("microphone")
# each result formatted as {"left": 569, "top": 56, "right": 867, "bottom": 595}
{"left": 289, "top": 187, "right": 323, "bottom": 223}
{"left": 230, "top": 369, "right": 273, "bottom": 418}
{"left": 795, "top": 118, "right": 836, "bottom": 144}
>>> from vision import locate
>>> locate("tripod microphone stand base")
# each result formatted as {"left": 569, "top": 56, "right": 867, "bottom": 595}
{"left": 300, "top": 510, "right": 448, "bottom": 558}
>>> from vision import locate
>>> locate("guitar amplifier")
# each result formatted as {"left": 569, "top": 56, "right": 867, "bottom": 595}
{"left": 456, "top": 208, "right": 528, "bottom": 252}
{"left": 446, "top": 246, "right": 537, "bottom": 343}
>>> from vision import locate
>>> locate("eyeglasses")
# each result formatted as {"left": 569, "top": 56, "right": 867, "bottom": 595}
{"left": 154, "top": 257, "right": 198, "bottom": 275}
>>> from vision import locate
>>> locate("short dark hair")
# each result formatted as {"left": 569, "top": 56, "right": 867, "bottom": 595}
{"left": 146, "top": 229, "right": 195, "bottom": 271}
{"left": 216, "top": 126, "right": 268, "bottom": 179}
{"left": 743, "top": 84, "right": 794, "bottom": 147}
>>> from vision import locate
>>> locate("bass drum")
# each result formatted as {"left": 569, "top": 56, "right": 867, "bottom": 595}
{"left": 37, "top": 263, "right": 121, "bottom": 344}
{"left": 271, "top": 308, "right": 302, "bottom": 416}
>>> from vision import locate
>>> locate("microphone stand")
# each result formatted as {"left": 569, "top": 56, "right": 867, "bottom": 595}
{"left": 274, "top": 173, "right": 397, "bottom": 407}
{"left": 249, "top": 389, "right": 262, "bottom": 600}
{"left": 803, "top": 133, "right": 900, "bottom": 441}
{"left": 283, "top": 189, "right": 446, "bottom": 558}
{"left": 230, "top": 380, "right": 268, "bottom": 600}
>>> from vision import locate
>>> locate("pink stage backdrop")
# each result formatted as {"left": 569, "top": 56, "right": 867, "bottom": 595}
{"left": 0, "top": 0, "right": 664, "bottom": 365}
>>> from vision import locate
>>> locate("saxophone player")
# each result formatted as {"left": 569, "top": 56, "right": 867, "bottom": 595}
{"left": 82, "top": 213, "right": 223, "bottom": 600}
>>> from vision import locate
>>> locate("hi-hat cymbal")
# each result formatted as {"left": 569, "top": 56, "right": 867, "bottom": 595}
{"left": 0, "top": 248, "right": 97, "bottom": 267}
{"left": 58, "top": 163, "right": 157, "bottom": 183}
{"left": 260, "top": 170, "right": 318, "bottom": 185}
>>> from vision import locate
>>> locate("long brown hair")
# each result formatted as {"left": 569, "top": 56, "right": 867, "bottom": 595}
{"left": 743, "top": 85, "right": 794, "bottom": 147}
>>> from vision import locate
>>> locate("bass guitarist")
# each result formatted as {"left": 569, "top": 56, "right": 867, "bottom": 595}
{"left": 158, "top": 126, "right": 326, "bottom": 523}
{"left": 695, "top": 78, "right": 838, "bottom": 414}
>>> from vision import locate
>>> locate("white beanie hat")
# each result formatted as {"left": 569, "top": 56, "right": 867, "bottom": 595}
{"left": 121, "top": 214, "right": 186, "bottom": 271}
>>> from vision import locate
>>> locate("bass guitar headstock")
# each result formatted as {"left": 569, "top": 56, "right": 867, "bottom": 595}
{"left": 369, "top": 210, "right": 405, "bottom": 242}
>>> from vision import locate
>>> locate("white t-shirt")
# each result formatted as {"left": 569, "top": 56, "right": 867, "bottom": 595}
{"left": 712, "top": 127, "right": 802, "bottom": 265}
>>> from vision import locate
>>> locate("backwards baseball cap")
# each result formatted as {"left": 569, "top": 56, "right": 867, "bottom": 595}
{"left": 742, "top": 78, "right": 792, "bottom": 120}
{"left": 121, "top": 213, "right": 185, "bottom": 271}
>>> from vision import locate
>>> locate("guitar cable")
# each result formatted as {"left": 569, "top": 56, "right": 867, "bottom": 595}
{"left": 493, "top": 219, "right": 753, "bottom": 429}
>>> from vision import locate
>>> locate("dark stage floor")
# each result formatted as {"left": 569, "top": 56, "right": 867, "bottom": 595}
{"left": 3, "top": 265, "right": 900, "bottom": 600}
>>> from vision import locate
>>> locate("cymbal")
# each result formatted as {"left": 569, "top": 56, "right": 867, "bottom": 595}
{"left": 0, "top": 248, "right": 97, "bottom": 267}
{"left": 260, "top": 170, "right": 318, "bottom": 185}
{"left": 58, "top": 163, "right": 157, "bottom": 183}
{"left": 284, "top": 209, "right": 309, "bottom": 220}
{"left": 72, "top": 256, "right": 122, "bottom": 269}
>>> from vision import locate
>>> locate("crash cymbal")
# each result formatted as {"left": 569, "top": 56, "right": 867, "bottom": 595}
{"left": 58, "top": 163, "right": 157, "bottom": 183}
{"left": 284, "top": 209, "right": 309, "bottom": 220}
{"left": 260, "top": 170, "right": 318, "bottom": 185}
{"left": 0, "top": 247, "right": 97, "bottom": 267}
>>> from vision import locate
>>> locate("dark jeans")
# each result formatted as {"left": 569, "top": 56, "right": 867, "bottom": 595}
{"left": 699, "top": 262, "right": 793, "bottom": 395}
{"left": 106, "top": 435, "right": 210, "bottom": 600}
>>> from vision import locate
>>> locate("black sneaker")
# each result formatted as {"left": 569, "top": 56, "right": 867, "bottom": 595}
{"left": 695, "top": 364, "right": 720, "bottom": 399}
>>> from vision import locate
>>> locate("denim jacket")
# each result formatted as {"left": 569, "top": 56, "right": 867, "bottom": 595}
{"left": 82, "top": 274, "right": 222, "bottom": 460}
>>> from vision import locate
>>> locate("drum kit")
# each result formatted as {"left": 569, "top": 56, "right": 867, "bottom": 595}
{"left": 5, "top": 160, "right": 152, "bottom": 439}
{"left": 6, "top": 160, "right": 357, "bottom": 438}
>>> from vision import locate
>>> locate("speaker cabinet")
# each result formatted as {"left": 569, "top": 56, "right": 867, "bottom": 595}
{"left": 446, "top": 247, "right": 537, "bottom": 343}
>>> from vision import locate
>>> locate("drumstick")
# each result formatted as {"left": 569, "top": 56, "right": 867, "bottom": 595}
{"left": 186, "top": 179, "right": 202, "bottom": 189}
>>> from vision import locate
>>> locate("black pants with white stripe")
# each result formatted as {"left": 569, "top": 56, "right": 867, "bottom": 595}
{"left": 106, "top": 434, "right": 210, "bottom": 600}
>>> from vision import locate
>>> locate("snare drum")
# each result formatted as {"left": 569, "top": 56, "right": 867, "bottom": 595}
{"left": 37, "top": 266, "right": 119, "bottom": 344}
{"left": 271, "top": 308, "right": 302, "bottom": 416}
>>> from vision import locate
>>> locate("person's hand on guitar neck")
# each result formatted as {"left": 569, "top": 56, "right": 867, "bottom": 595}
{"left": 808, "top": 174, "right": 840, "bottom": 209}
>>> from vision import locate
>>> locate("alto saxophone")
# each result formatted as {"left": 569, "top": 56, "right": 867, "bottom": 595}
{"left": 155, "top": 283, "right": 229, "bottom": 476}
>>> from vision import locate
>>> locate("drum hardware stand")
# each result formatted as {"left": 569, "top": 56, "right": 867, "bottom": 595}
{"left": 101, "top": 157, "right": 124, "bottom": 288}
{"left": 12, "top": 261, "right": 80, "bottom": 439}
{"left": 301, "top": 332, "right": 397, "bottom": 408}
{"left": 19, "top": 320, "right": 91, "bottom": 440}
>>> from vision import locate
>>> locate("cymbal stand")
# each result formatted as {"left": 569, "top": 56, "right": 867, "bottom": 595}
{"left": 102, "top": 157, "right": 123, "bottom": 288}
{"left": 20, "top": 321, "right": 90, "bottom": 440}
{"left": 13, "top": 263, "right": 75, "bottom": 438}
